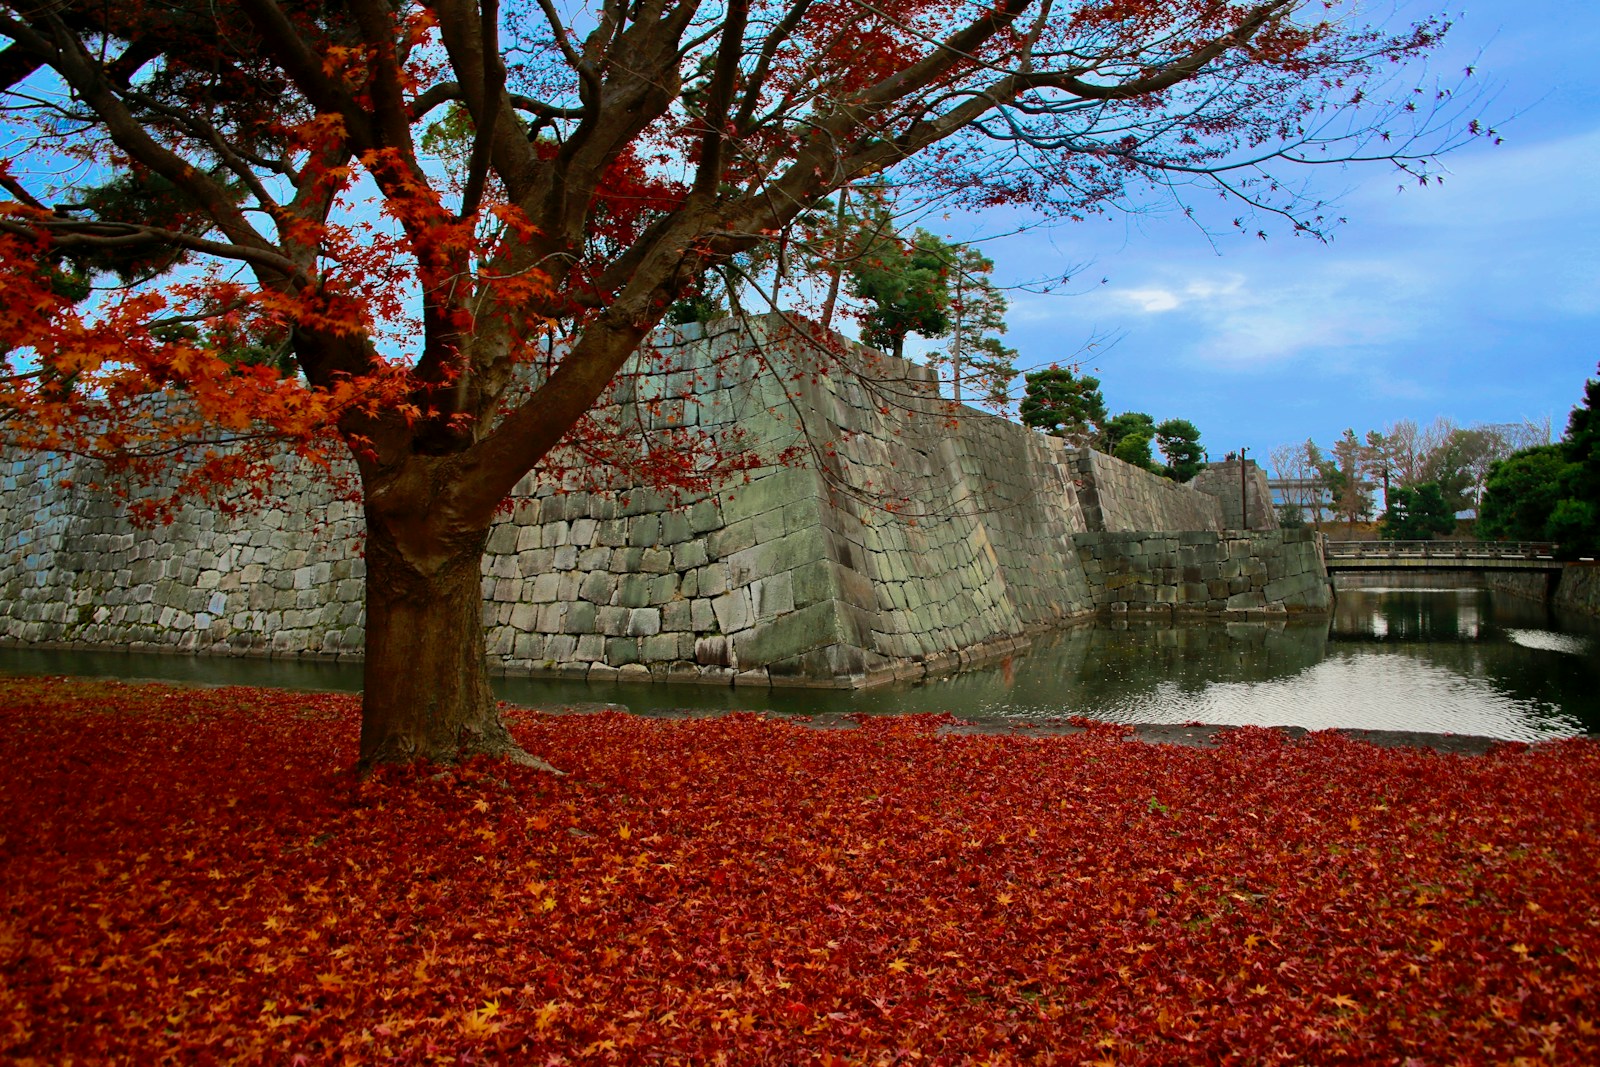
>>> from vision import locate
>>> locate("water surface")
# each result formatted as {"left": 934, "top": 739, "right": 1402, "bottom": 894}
{"left": 3, "top": 582, "right": 1595, "bottom": 741}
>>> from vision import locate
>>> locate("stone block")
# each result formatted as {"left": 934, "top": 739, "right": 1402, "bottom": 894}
{"left": 487, "top": 525, "right": 519, "bottom": 554}
{"left": 641, "top": 632, "right": 680, "bottom": 662}
{"left": 659, "top": 512, "right": 691, "bottom": 545}
{"left": 648, "top": 573, "right": 679, "bottom": 604}
{"left": 629, "top": 514, "right": 661, "bottom": 547}
{"left": 720, "top": 474, "right": 796, "bottom": 524}
{"left": 688, "top": 498, "right": 722, "bottom": 534}
{"left": 579, "top": 571, "right": 614, "bottom": 603}
{"left": 641, "top": 548, "right": 675, "bottom": 574}
{"left": 751, "top": 571, "right": 795, "bottom": 620}
{"left": 695, "top": 635, "right": 732, "bottom": 667}
{"left": 607, "top": 637, "right": 641, "bottom": 664}
{"left": 529, "top": 572, "right": 561, "bottom": 602}
{"left": 710, "top": 517, "right": 757, "bottom": 559}
{"left": 662, "top": 600, "right": 692, "bottom": 632}
{"left": 561, "top": 602, "right": 596, "bottom": 634}
{"left": 1226, "top": 589, "right": 1267, "bottom": 610}
{"left": 627, "top": 607, "right": 661, "bottom": 637}
{"left": 617, "top": 574, "right": 651, "bottom": 608}
{"left": 731, "top": 600, "right": 850, "bottom": 668}
{"left": 711, "top": 588, "right": 753, "bottom": 634}
{"left": 673, "top": 539, "right": 709, "bottom": 571}
{"left": 698, "top": 562, "right": 729, "bottom": 597}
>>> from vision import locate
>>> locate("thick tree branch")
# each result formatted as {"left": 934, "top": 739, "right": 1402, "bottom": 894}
{"left": 691, "top": 0, "right": 749, "bottom": 198}
{"left": 0, "top": 216, "right": 306, "bottom": 278}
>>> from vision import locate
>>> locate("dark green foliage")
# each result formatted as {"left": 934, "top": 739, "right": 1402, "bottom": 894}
{"left": 1379, "top": 482, "right": 1456, "bottom": 540}
{"left": 1477, "top": 366, "right": 1600, "bottom": 555}
{"left": 848, "top": 224, "right": 953, "bottom": 358}
{"left": 1155, "top": 418, "right": 1205, "bottom": 482}
{"left": 1113, "top": 431, "right": 1154, "bottom": 470}
{"left": 1561, "top": 373, "right": 1600, "bottom": 512}
{"left": 1103, "top": 412, "right": 1156, "bottom": 468}
{"left": 1018, "top": 368, "right": 1107, "bottom": 441}
{"left": 1478, "top": 447, "right": 1572, "bottom": 542}
{"left": 1277, "top": 502, "right": 1307, "bottom": 529}
{"left": 63, "top": 168, "right": 237, "bottom": 282}
{"left": 1547, "top": 498, "right": 1596, "bottom": 554}
{"left": 941, "top": 246, "right": 1016, "bottom": 410}
{"left": 665, "top": 293, "right": 725, "bottom": 325}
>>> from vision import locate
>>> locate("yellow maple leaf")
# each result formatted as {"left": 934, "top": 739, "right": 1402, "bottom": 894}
{"left": 533, "top": 1001, "right": 562, "bottom": 1031}
{"left": 888, "top": 958, "right": 910, "bottom": 973}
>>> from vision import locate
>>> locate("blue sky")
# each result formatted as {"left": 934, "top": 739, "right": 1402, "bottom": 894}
{"left": 927, "top": 1, "right": 1600, "bottom": 470}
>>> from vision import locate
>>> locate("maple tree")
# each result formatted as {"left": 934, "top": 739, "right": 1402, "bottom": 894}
{"left": 0, "top": 0, "right": 1469, "bottom": 768}
{"left": 3, "top": 677, "right": 1599, "bottom": 1063}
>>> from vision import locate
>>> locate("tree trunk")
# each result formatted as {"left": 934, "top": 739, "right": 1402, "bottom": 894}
{"left": 356, "top": 471, "right": 558, "bottom": 774}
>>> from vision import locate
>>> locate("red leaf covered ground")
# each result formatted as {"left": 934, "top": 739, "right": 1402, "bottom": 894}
{"left": 2, "top": 678, "right": 1598, "bottom": 1065}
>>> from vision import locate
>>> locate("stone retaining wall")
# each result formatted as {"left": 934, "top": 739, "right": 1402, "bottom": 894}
{"left": 1066, "top": 449, "right": 1225, "bottom": 533}
{"left": 1073, "top": 528, "right": 1330, "bottom": 617}
{"left": 1189, "top": 459, "right": 1278, "bottom": 531}
{"left": 1555, "top": 563, "right": 1600, "bottom": 616}
{"left": 0, "top": 314, "right": 1327, "bottom": 686}
{"left": 1483, "top": 571, "right": 1560, "bottom": 603}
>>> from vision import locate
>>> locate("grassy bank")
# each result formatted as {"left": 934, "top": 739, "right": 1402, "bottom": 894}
{"left": 2, "top": 677, "right": 1597, "bottom": 1064}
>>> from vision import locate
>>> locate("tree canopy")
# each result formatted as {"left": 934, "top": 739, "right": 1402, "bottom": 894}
{"left": 0, "top": 0, "right": 1466, "bottom": 767}
{"left": 1104, "top": 412, "right": 1157, "bottom": 470}
{"left": 1019, "top": 367, "right": 1106, "bottom": 442}
{"left": 1155, "top": 418, "right": 1205, "bottom": 483}
{"left": 1379, "top": 482, "right": 1455, "bottom": 541}
{"left": 1479, "top": 367, "right": 1600, "bottom": 556}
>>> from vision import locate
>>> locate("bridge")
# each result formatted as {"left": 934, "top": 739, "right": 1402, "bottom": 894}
{"left": 1322, "top": 540, "right": 1564, "bottom": 573}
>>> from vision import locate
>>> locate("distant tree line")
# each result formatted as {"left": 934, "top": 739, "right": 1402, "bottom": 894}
{"left": 1269, "top": 417, "right": 1553, "bottom": 537}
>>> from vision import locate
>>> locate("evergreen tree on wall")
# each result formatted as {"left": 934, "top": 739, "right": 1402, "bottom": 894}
{"left": 1155, "top": 419, "right": 1206, "bottom": 482}
{"left": 1019, "top": 368, "right": 1107, "bottom": 443}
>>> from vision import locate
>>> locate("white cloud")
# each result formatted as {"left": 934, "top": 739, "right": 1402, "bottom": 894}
{"left": 1013, "top": 126, "right": 1600, "bottom": 377}
{"left": 1115, "top": 287, "right": 1183, "bottom": 313}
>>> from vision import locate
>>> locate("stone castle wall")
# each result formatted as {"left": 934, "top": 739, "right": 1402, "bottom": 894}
{"left": 1554, "top": 563, "right": 1600, "bottom": 616}
{"left": 0, "top": 314, "right": 1322, "bottom": 687}
{"left": 1067, "top": 449, "right": 1226, "bottom": 533}
{"left": 1074, "top": 529, "right": 1330, "bottom": 617}
{"left": 1483, "top": 571, "right": 1561, "bottom": 603}
{"left": 1189, "top": 459, "right": 1278, "bottom": 531}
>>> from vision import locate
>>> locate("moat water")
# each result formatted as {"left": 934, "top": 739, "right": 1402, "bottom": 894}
{"left": 3, "top": 578, "right": 1597, "bottom": 741}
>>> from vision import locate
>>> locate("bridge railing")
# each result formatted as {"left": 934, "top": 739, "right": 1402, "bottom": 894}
{"left": 1322, "top": 539, "right": 1558, "bottom": 561}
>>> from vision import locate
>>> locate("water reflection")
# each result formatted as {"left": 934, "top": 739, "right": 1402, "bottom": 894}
{"left": 2, "top": 582, "right": 1597, "bottom": 741}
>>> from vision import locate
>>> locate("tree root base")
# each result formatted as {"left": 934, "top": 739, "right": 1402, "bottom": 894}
{"left": 496, "top": 744, "right": 565, "bottom": 776}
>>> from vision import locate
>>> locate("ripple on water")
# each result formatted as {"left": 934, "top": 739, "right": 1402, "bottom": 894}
{"left": 1061, "top": 655, "right": 1583, "bottom": 743}
{"left": 1504, "top": 629, "right": 1592, "bottom": 656}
